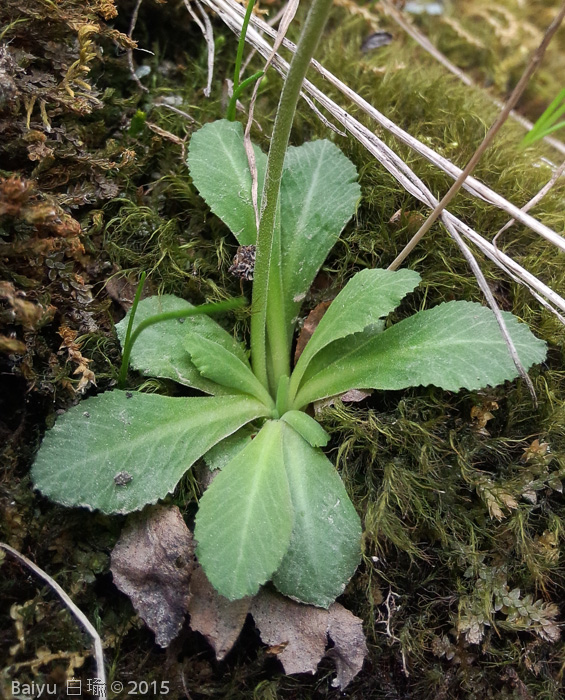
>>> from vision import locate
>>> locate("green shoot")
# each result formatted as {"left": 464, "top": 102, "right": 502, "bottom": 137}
{"left": 522, "top": 87, "right": 565, "bottom": 146}
{"left": 226, "top": 0, "right": 260, "bottom": 121}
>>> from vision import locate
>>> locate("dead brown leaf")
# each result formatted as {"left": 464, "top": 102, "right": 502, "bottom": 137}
{"left": 250, "top": 588, "right": 328, "bottom": 676}
{"left": 188, "top": 566, "right": 251, "bottom": 660}
{"left": 111, "top": 511, "right": 366, "bottom": 684}
{"left": 314, "top": 388, "right": 372, "bottom": 414}
{"left": 388, "top": 208, "right": 425, "bottom": 231}
{"left": 249, "top": 588, "right": 367, "bottom": 689}
{"left": 111, "top": 505, "right": 195, "bottom": 647}
{"left": 294, "top": 300, "right": 332, "bottom": 365}
{"left": 326, "top": 602, "right": 368, "bottom": 689}
{"left": 105, "top": 275, "right": 138, "bottom": 311}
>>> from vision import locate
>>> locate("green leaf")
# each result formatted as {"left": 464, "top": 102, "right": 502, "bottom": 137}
{"left": 299, "top": 322, "right": 385, "bottom": 388}
{"left": 273, "top": 423, "right": 362, "bottom": 607}
{"left": 183, "top": 330, "right": 274, "bottom": 407}
{"left": 290, "top": 268, "right": 420, "bottom": 393}
{"left": 32, "top": 391, "right": 269, "bottom": 514}
{"left": 294, "top": 301, "right": 547, "bottom": 408}
{"left": 278, "top": 140, "right": 360, "bottom": 334}
{"left": 280, "top": 410, "right": 329, "bottom": 447}
{"left": 195, "top": 421, "right": 293, "bottom": 600}
{"left": 116, "top": 295, "right": 247, "bottom": 395}
{"left": 187, "top": 119, "right": 267, "bottom": 245}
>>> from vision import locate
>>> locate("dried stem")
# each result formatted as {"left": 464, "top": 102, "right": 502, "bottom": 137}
{"left": 387, "top": 1, "right": 565, "bottom": 272}
{"left": 127, "top": 0, "right": 149, "bottom": 93}
{"left": 0, "top": 543, "right": 106, "bottom": 686}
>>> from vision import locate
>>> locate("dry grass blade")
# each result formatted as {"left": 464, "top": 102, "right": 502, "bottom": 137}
{"left": 447, "top": 226, "right": 538, "bottom": 403}
{"left": 183, "top": 0, "right": 215, "bottom": 97}
{"left": 0, "top": 543, "right": 106, "bottom": 686}
{"left": 127, "top": 0, "right": 149, "bottom": 93}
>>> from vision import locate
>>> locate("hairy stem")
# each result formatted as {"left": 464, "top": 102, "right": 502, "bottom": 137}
{"left": 250, "top": 0, "right": 334, "bottom": 389}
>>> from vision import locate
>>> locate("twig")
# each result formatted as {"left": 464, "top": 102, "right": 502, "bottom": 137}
{"left": 387, "top": 1, "right": 565, "bottom": 271}
{"left": 0, "top": 543, "right": 106, "bottom": 687}
{"left": 127, "top": 0, "right": 149, "bottom": 93}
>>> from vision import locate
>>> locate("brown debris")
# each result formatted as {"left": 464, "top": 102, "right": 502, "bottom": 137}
{"left": 294, "top": 300, "right": 332, "bottom": 364}
{"left": 249, "top": 588, "right": 367, "bottom": 689}
{"left": 229, "top": 245, "right": 256, "bottom": 281}
{"left": 111, "top": 505, "right": 195, "bottom": 648}
{"left": 0, "top": 281, "right": 53, "bottom": 330}
{"left": 188, "top": 566, "right": 251, "bottom": 660}
{"left": 470, "top": 399, "right": 499, "bottom": 434}
{"left": 58, "top": 325, "right": 96, "bottom": 393}
{"left": 250, "top": 588, "right": 329, "bottom": 676}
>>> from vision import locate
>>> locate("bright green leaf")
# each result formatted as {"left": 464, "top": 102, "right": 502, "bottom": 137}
{"left": 273, "top": 423, "right": 362, "bottom": 607}
{"left": 280, "top": 410, "right": 329, "bottom": 447}
{"left": 278, "top": 140, "right": 360, "bottom": 334}
{"left": 184, "top": 330, "right": 274, "bottom": 407}
{"left": 291, "top": 268, "right": 420, "bottom": 392}
{"left": 195, "top": 421, "right": 293, "bottom": 600}
{"left": 294, "top": 301, "right": 547, "bottom": 408}
{"left": 116, "top": 295, "right": 247, "bottom": 395}
{"left": 32, "top": 391, "right": 269, "bottom": 514}
{"left": 187, "top": 119, "right": 267, "bottom": 245}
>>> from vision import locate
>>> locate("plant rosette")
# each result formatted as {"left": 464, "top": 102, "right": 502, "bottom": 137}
{"left": 32, "top": 118, "right": 547, "bottom": 609}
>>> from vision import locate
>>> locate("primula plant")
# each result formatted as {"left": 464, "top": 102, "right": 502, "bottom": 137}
{"left": 32, "top": 0, "right": 546, "bottom": 609}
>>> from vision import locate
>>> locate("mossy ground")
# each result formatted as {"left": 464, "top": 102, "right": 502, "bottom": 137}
{"left": 1, "top": 0, "right": 565, "bottom": 698}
